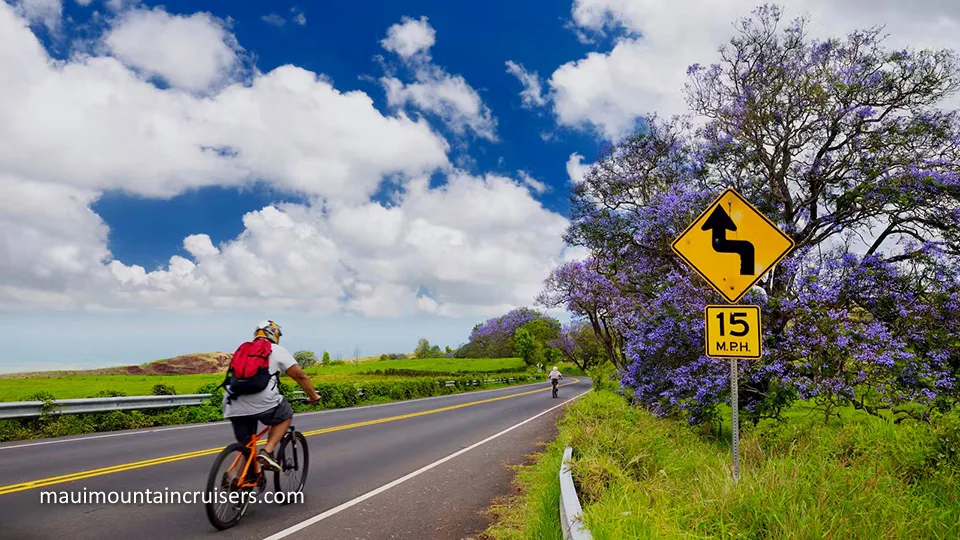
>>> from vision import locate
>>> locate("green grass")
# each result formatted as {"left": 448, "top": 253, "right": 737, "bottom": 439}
{"left": 482, "top": 443, "right": 565, "bottom": 540}
{"left": 0, "top": 373, "right": 428, "bottom": 401}
{"left": 0, "top": 357, "right": 536, "bottom": 401}
{"left": 305, "top": 357, "right": 527, "bottom": 375}
{"left": 485, "top": 390, "right": 960, "bottom": 540}
{"left": 580, "top": 392, "right": 958, "bottom": 539}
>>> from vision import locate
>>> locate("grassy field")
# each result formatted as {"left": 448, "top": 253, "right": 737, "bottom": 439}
{"left": 0, "top": 373, "right": 436, "bottom": 401}
{"left": 0, "top": 357, "right": 533, "bottom": 401}
{"left": 306, "top": 357, "right": 527, "bottom": 375}
{"left": 484, "top": 389, "right": 960, "bottom": 540}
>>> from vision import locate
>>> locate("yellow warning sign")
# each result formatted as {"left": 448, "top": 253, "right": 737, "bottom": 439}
{"left": 705, "top": 305, "right": 762, "bottom": 359}
{"left": 672, "top": 188, "right": 794, "bottom": 303}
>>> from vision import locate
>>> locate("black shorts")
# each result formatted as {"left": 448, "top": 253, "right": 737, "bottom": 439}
{"left": 228, "top": 399, "right": 294, "bottom": 444}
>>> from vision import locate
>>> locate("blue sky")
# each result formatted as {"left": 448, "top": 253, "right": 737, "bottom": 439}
{"left": 1, "top": 0, "right": 957, "bottom": 372}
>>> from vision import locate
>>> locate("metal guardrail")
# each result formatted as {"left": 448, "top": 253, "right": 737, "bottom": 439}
{"left": 0, "top": 376, "right": 539, "bottom": 419}
{"left": 559, "top": 446, "right": 593, "bottom": 540}
{"left": 0, "top": 394, "right": 211, "bottom": 419}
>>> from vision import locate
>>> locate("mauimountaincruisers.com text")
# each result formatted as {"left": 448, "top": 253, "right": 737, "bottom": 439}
{"left": 40, "top": 487, "right": 303, "bottom": 505}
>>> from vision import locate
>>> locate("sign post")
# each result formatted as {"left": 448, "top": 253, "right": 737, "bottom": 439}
{"left": 671, "top": 188, "right": 794, "bottom": 483}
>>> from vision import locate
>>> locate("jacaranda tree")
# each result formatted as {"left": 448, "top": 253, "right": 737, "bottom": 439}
{"left": 552, "top": 4, "right": 960, "bottom": 425}
{"left": 455, "top": 307, "right": 561, "bottom": 359}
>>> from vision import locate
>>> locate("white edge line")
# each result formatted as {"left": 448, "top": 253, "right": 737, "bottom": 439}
{"left": 260, "top": 387, "right": 593, "bottom": 540}
{"left": 0, "top": 379, "right": 552, "bottom": 451}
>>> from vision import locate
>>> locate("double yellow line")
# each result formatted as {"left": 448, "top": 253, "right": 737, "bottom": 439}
{"left": 0, "top": 378, "right": 579, "bottom": 496}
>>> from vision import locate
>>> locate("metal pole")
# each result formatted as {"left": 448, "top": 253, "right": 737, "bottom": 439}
{"left": 731, "top": 358, "right": 739, "bottom": 482}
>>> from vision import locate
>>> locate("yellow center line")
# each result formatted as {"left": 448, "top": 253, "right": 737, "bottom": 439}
{"left": 0, "top": 378, "right": 580, "bottom": 496}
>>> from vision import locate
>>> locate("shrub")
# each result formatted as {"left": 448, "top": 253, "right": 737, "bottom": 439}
{"left": 90, "top": 389, "right": 127, "bottom": 398}
{"left": 151, "top": 383, "right": 177, "bottom": 396}
{"left": 322, "top": 351, "right": 331, "bottom": 363}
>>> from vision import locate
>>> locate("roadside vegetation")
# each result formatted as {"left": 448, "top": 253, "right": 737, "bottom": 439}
{"left": 486, "top": 389, "right": 960, "bottom": 539}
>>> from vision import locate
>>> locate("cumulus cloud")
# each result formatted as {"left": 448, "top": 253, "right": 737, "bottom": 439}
{"left": 380, "top": 16, "right": 497, "bottom": 141}
{"left": 0, "top": 4, "right": 450, "bottom": 203}
{"left": 12, "top": 0, "right": 61, "bottom": 31}
{"left": 104, "top": 7, "right": 246, "bottom": 92}
{"left": 505, "top": 60, "right": 546, "bottom": 108}
{"left": 518, "top": 171, "right": 549, "bottom": 194}
{"left": 0, "top": 3, "right": 575, "bottom": 319}
{"left": 102, "top": 172, "right": 572, "bottom": 316}
{"left": 381, "top": 15, "right": 436, "bottom": 60}
{"left": 565, "top": 153, "right": 592, "bottom": 185}
{"left": 382, "top": 69, "right": 498, "bottom": 141}
{"left": 549, "top": 0, "right": 960, "bottom": 140}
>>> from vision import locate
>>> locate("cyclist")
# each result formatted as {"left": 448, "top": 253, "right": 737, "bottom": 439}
{"left": 222, "top": 320, "right": 321, "bottom": 472}
{"left": 548, "top": 366, "right": 562, "bottom": 398}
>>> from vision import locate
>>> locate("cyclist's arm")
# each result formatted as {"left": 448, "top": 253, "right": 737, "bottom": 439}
{"left": 284, "top": 364, "right": 321, "bottom": 403}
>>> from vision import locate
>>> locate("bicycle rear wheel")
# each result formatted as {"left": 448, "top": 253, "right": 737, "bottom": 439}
{"left": 274, "top": 430, "right": 309, "bottom": 503}
{"left": 205, "top": 443, "right": 254, "bottom": 530}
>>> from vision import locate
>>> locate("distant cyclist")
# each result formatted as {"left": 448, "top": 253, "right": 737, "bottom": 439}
{"left": 220, "top": 320, "right": 321, "bottom": 472}
{"left": 548, "top": 366, "right": 562, "bottom": 398}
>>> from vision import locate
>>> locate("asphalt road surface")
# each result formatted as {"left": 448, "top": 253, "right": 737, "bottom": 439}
{"left": 0, "top": 377, "right": 591, "bottom": 540}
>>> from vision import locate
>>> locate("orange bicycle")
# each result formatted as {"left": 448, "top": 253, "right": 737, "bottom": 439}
{"left": 204, "top": 399, "right": 310, "bottom": 530}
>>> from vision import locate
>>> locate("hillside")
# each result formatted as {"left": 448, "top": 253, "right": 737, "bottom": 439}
{"left": 0, "top": 352, "right": 232, "bottom": 379}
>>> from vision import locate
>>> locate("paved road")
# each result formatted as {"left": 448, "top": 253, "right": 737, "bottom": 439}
{"left": 0, "top": 377, "right": 590, "bottom": 540}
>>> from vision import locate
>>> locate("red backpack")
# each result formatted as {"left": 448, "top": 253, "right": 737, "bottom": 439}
{"left": 220, "top": 338, "right": 278, "bottom": 402}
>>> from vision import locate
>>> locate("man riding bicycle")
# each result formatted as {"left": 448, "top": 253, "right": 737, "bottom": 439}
{"left": 221, "top": 320, "right": 321, "bottom": 472}
{"left": 548, "top": 366, "right": 562, "bottom": 398}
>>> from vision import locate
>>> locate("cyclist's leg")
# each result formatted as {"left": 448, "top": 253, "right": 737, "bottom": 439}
{"left": 252, "top": 398, "right": 293, "bottom": 469}
{"left": 229, "top": 416, "right": 258, "bottom": 445}
{"left": 228, "top": 416, "right": 259, "bottom": 481}
{"left": 256, "top": 398, "right": 293, "bottom": 453}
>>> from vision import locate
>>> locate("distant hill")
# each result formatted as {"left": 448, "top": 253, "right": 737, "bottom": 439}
{"left": 0, "top": 352, "right": 232, "bottom": 379}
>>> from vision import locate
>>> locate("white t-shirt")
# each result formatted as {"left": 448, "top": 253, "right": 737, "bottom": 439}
{"left": 549, "top": 370, "right": 561, "bottom": 380}
{"left": 222, "top": 343, "right": 298, "bottom": 418}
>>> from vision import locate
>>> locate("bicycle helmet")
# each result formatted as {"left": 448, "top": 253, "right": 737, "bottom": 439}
{"left": 254, "top": 320, "right": 282, "bottom": 344}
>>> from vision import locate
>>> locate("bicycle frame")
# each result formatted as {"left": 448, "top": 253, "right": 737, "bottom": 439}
{"left": 226, "top": 426, "right": 270, "bottom": 489}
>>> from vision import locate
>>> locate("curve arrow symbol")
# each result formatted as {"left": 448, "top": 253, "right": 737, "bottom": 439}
{"left": 701, "top": 206, "right": 755, "bottom": 275}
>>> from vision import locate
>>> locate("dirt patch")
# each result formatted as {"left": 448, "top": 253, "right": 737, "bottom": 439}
{"left": 0, "top": 352, "right": 232, "bottom": 379}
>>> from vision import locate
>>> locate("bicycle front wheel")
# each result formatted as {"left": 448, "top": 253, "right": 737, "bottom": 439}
{"left": 274, "top": 430, "right": 309, "bottom": 503}
{"left": 205, "top": 443, "right": 253, "bottom": 530}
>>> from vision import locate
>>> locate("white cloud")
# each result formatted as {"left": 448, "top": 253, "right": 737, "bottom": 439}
{"left": 101, "top": 172, "right": 573, "bottom": 316}
{"left": 382, "top": 68, "right": 498, "bottom": 141}
{"left": 565, "top": 153, "right": 592, "bottom": 184}
{"left": 0, "top": 4, "right": 450, "bottom": 203}
{"left": 261, "top": 13, "right": 285, "bottom": 27}
{"left": 518, "top": 171, "right": 549, "bottom": 194}
{"left": 550, "top": 0, "right": 960, "bottom": 140}
{"left": 0, "top": 3, "right": 576, "bottom": 321}
{"left": 294, "top": 12, "right": 306, "bottom": 26}
{"left": 104, "top": 7, "right": 245, "bottom": 93}
{"left": 75, "top": 0, "right": 92, "bottom": 5}
{"left": 380, "top": 17, "right": 497, "bottom": 141}
{"left": 12, "top": 0, "right": 61, "bottom": 31}
{"left": 505, "top": 60, "right": 546, "bottom": 108}
{"left": 381, "top": 15, "right": 436, "bottom": 60}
